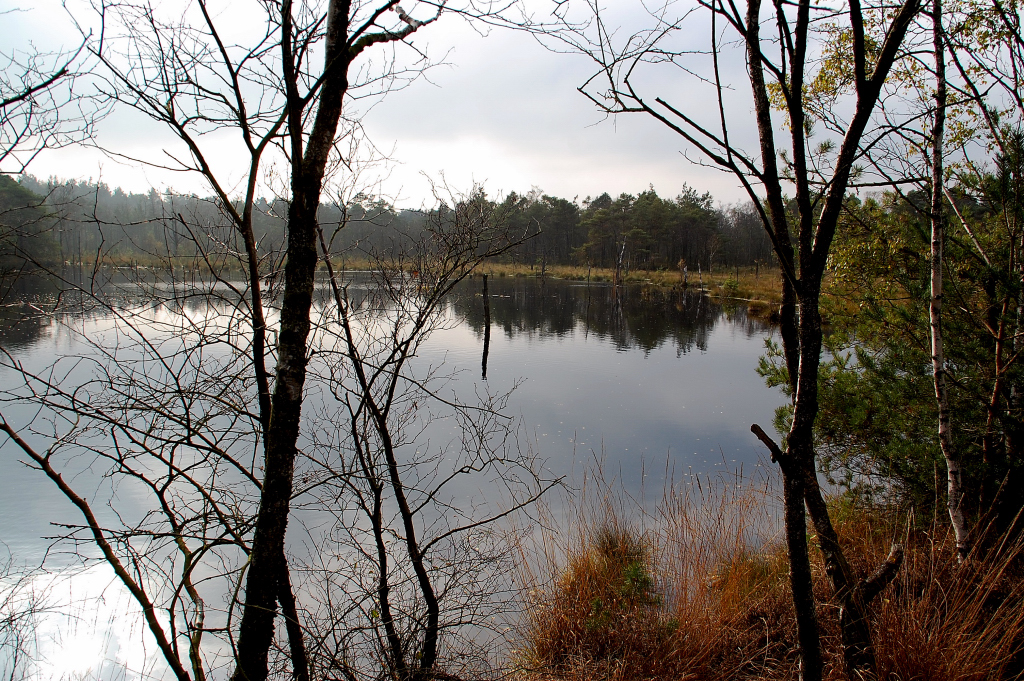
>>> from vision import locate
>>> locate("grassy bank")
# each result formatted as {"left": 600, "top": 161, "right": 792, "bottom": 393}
{"left": 474, "top": 262, "right": 783, "bottom": 305}
{"left": 60, "top": 255, "right": 783, "bottom": 306}
{"left": 514, "top": 476, "right": 1024, "bottom": 681}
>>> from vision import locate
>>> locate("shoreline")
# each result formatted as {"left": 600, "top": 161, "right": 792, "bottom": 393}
{"left": 471, "top": 262, "right": 782, "bottom": 303}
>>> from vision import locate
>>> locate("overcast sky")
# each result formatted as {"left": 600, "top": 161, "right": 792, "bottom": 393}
{"left": 3, "top": 0, "right": 754, "bottom": 208}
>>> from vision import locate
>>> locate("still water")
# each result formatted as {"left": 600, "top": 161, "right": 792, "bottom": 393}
{"left": 450, "top": 276, "right": 782, "bottom": 468}
{"left": 0, "top": 272, "right": 785, "bottom": 678}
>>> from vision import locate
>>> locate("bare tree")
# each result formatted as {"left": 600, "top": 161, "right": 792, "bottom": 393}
{"left": 1, "top": 12, "right": 101, "bottom": 175}
{"left": 543, "top": 0, "right": 917, "bottom": 677}
{"left": 301, "top": 188, "right": 549, "bottom": 679}
{"left": 0, "top": 2, "right": 547, "bottom": 680}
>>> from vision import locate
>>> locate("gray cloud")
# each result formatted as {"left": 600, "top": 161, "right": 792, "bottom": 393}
{"left": 6, "top": 0, "right": 756, "bottom": 207}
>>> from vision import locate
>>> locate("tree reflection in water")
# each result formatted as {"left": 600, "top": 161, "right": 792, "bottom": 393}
{"left": 452, "top": 275, "right": 771, "bottom": 356}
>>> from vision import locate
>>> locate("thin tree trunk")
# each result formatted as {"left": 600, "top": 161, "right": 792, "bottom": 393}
{"left": 741, "top": 0, "right": 822, "bottom": 672}
{"left": 929, "top": 0, "right": 969, "bottom": 560}
{"left": 782, "top": 463, "right": 821, "bottom": 680}
{"left": 983, "top": 302, "right": 1008, "bottom": 510}
{"left": 793, "top": 283, "right": 890, "bottom": 679}
{"left": 787, "top": 284, "right": 842, "bottom": 680}
{"left": 230, "top": 2, "right": 352, "bottom": 679}
{"left": 802, "top": 457, "right": 886, "bottom": 679}
{"left": 278, "top": 567, "right": 310, "bottom": 681}
{"left": 751, "top": 425, "right": 821, "bottom": 681}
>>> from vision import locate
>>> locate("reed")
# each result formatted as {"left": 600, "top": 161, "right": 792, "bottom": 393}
{"left": 515, "top": 470, "right": 1024, "bottom": 681}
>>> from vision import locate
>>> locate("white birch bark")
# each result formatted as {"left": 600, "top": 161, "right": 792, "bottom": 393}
{"left": 930, "top": 0, "right": 970, "bottom": 560}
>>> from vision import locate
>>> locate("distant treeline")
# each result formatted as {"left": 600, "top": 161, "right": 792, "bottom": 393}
{"left": 8, "top": 174, "right": 422, "bottom": 267}
{"left": 5, "top": 175, "right": 774, "bottom": 271}
{"left": 497, "top": 186, "right": 774, "bottom": 272}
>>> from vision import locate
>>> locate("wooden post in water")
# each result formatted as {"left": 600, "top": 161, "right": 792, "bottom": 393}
{"left": 614, "top": 237, "right": 627, "bottom": 288}
{"left": 482, "top": 274, "right": 491, "bottom": 380}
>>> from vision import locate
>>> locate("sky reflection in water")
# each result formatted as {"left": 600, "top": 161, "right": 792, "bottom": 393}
{"left": 0, "top": 273, "right": 785, "bottom": 679}
{"left": 0, "top": 273, "right": 785, "bottom": 562}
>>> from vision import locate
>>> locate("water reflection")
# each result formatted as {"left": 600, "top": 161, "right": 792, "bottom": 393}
{"left": 0, "top": 273, "right": 63, "bottom": 351}
{"left": 451, "top": 275, "right": 770, "bottom": 354}
{"left": 0, "top": 269, "right": 786, "bottom": 681}
{"left": 0, "top": 270, "right": 783, "bottom": 544}
{"left": 0, "top": 269, "right": 771, "bottom": 356}
{"left": 419, "top": 273, "right": 786, "bottom": 495}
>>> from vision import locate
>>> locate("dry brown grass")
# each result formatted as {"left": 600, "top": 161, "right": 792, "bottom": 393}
{"left": 873, "top": 529, "right": 1024, "bottom": 680}
{"left": 516, "top": 470, "right": 793, "bottom": 681}
{"left": 514, "top": 474, "right": 1024, "bottom": 681}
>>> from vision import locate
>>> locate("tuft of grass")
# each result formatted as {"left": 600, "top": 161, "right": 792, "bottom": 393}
{"left": 872, "top": 530, "right": 1024, "bottom": 681}
{"left": 518, "top": 470, "right": 792, "bottom": 681}
{"left": 525, "top": 522, "right": 673, "bottom": 679}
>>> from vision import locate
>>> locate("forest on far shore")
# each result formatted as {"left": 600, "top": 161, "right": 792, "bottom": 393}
{"left": 2, "top": 174, "right": 774, "bottom": 273}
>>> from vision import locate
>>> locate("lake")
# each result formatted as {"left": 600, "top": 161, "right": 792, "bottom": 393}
{"left": 0, "top": 271, "right": 785, "bottom": 679}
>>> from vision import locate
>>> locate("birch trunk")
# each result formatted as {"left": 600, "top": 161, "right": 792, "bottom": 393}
{"left": 930, "top": 0, "right": 970, "bottom": 560}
